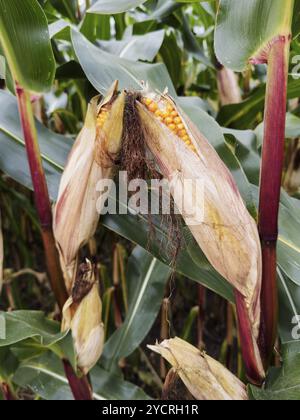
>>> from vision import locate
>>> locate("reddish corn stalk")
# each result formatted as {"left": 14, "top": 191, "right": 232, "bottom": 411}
{"left": 257, "top": 36, "right": 291, "bottom": 367}
{"left": 235, "top": 291, "right": 264, "bottom": 386}
{"left": 15, "top": 84, "right": 92, "bottom": 401}
{"left": 15, "top": 85, "right": 68, "bottom": 310}
{"left": 197, "top": 285, "right": 206, "bottom": 350}
{"left": 0, "top": 382, "right": 16, "bottom": 400}
{"left": 63, "top": 361, "right": 93, "bottom": 400}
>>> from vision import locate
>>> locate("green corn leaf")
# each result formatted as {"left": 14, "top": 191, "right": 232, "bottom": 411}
{"left": 12, "top": 351, "right": 150, "bottom": 400}
{"left": 0, "top": 0, "right": 55, "bottom": 92}
{"left": 215, "top": 0, "right": 295, "bottom": 71}
{"left": 88, "top": 0, "right": 147, "bottom": 14}
{"left": 102, "top": 246, "right": 171, "bottom": 369}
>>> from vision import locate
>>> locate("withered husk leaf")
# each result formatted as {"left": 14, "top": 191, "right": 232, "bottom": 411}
{"left": 149, "top": 338, "right": 248, "bottom": 401}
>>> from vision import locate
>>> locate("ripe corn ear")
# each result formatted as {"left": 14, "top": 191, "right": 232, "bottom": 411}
{"left": 138, "top": 90, "right": 264, "bottom": 382}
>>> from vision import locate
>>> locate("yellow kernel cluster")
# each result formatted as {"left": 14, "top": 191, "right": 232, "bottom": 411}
{"left": 142, "top": 97, "right": 197, "bottom": 154}
{"left": 97, "top": 108, "right": 109, "bottom": 128}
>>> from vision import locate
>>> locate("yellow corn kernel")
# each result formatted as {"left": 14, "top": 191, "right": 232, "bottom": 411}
{"left": 168, "top": 124, "right": 176, "bottom": 131}
{"left": 143, "top": 97, "right": 152, "bottom": 106}
{"left": 178, "top": 129, "right": 187, "bottom": 138}
{"left": 148, "top": 102, "right": 158, "bottom": 112}
{"left": 164, "top": 117, "right": 173, "bottom": 125}
{"left": 141, "top": 97, "right": 197, "bottom": 155}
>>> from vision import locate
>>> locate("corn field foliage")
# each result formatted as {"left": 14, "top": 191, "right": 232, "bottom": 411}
{"left": 0, "top": 0, "right": 300, "bottom": 401}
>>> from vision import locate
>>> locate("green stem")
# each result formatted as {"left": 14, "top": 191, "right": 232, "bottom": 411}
{"left": 258, "top": 36, "right": 291, "bottom": 367}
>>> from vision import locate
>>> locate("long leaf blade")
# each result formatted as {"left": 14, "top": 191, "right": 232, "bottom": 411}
{"left": 0, "top": 0, "right": 55, "bottom": 91}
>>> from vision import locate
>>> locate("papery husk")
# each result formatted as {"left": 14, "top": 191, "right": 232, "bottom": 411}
{"left": 137, "top": 92, "right": 264, "bottom": 379}
{"left": 148, "top": 337, "right": 248, "bottom": 401}
{"left": 53, "top": 81, "right": 125, "bottom": 291}
{"left": 217, "top": 67, "right": 242, "bottom": 106}
{"left": 62, "top": 260, "right": 104, "bottom": 374}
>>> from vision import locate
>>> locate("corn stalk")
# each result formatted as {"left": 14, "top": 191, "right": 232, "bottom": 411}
{"left": 258, "top": 35, "right": 291, "bottom": 366}
{"left": 15, "top": 85, "right": 68, "bottom": 311}
{"left": 15, "top": 84, "right": 93, "bottom": 400}
{"left": 0, "top": 382, "right": 16, "bottom": 400}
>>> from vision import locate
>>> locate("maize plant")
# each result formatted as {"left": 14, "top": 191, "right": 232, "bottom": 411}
{"left": 0, "top": 0, "right": 300, "bottom": 403}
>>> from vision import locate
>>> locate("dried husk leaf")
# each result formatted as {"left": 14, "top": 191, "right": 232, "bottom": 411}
{"left": 62, "top": 260, "right": 104, "bottom": 374}
{"left": 137, "top": 93, "right": 264, "bottom": 377}
{"left": 217, "top": 67, "right": 242, "bottom": 106}
{"left": 148, "top": 338, "right": 248, "bottom": 401}
{"left": 53, "top": 82, "right": 125, "bottom": 290}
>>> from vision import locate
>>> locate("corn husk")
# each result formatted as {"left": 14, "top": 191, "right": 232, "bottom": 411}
{"left": 137, "top": 91, "right": 264, "bottom": 378}
{"left": 53, "top": 81, "right": 125, "bottom": 290}
{"left": 62, "top": 260, "right": 104, "bottom": 374}
{"left": 217, "top": 67, "right": 242, "bottom": 106}
{"left": 148, "top": 338, "right": 248, "bottom": 400}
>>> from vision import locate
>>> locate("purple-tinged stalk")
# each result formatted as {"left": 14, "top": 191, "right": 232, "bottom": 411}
{"left": 63, "top": 360, "right": 93, "bottom": 400}
{"left": 256, "top": 35, "right": 291, "bottom": 367}
{"left": 235, "top": 291, "right": 265, "bottom": 385}
{"left": 0, "top": 382, "right": 16, "bottom": 400}
{"left": 15, "top": 84, "right": 92, "bottom": 401}
{"left": 15, "top": 85, "right": 68, "bottom": 310}
{"left": 197, "top": 285, "right": 206, "bottom": 350}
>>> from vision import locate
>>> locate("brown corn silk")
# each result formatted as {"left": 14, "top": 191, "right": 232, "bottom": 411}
{"left": 138, "top": 91, "right": 264, "bottom": 379}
